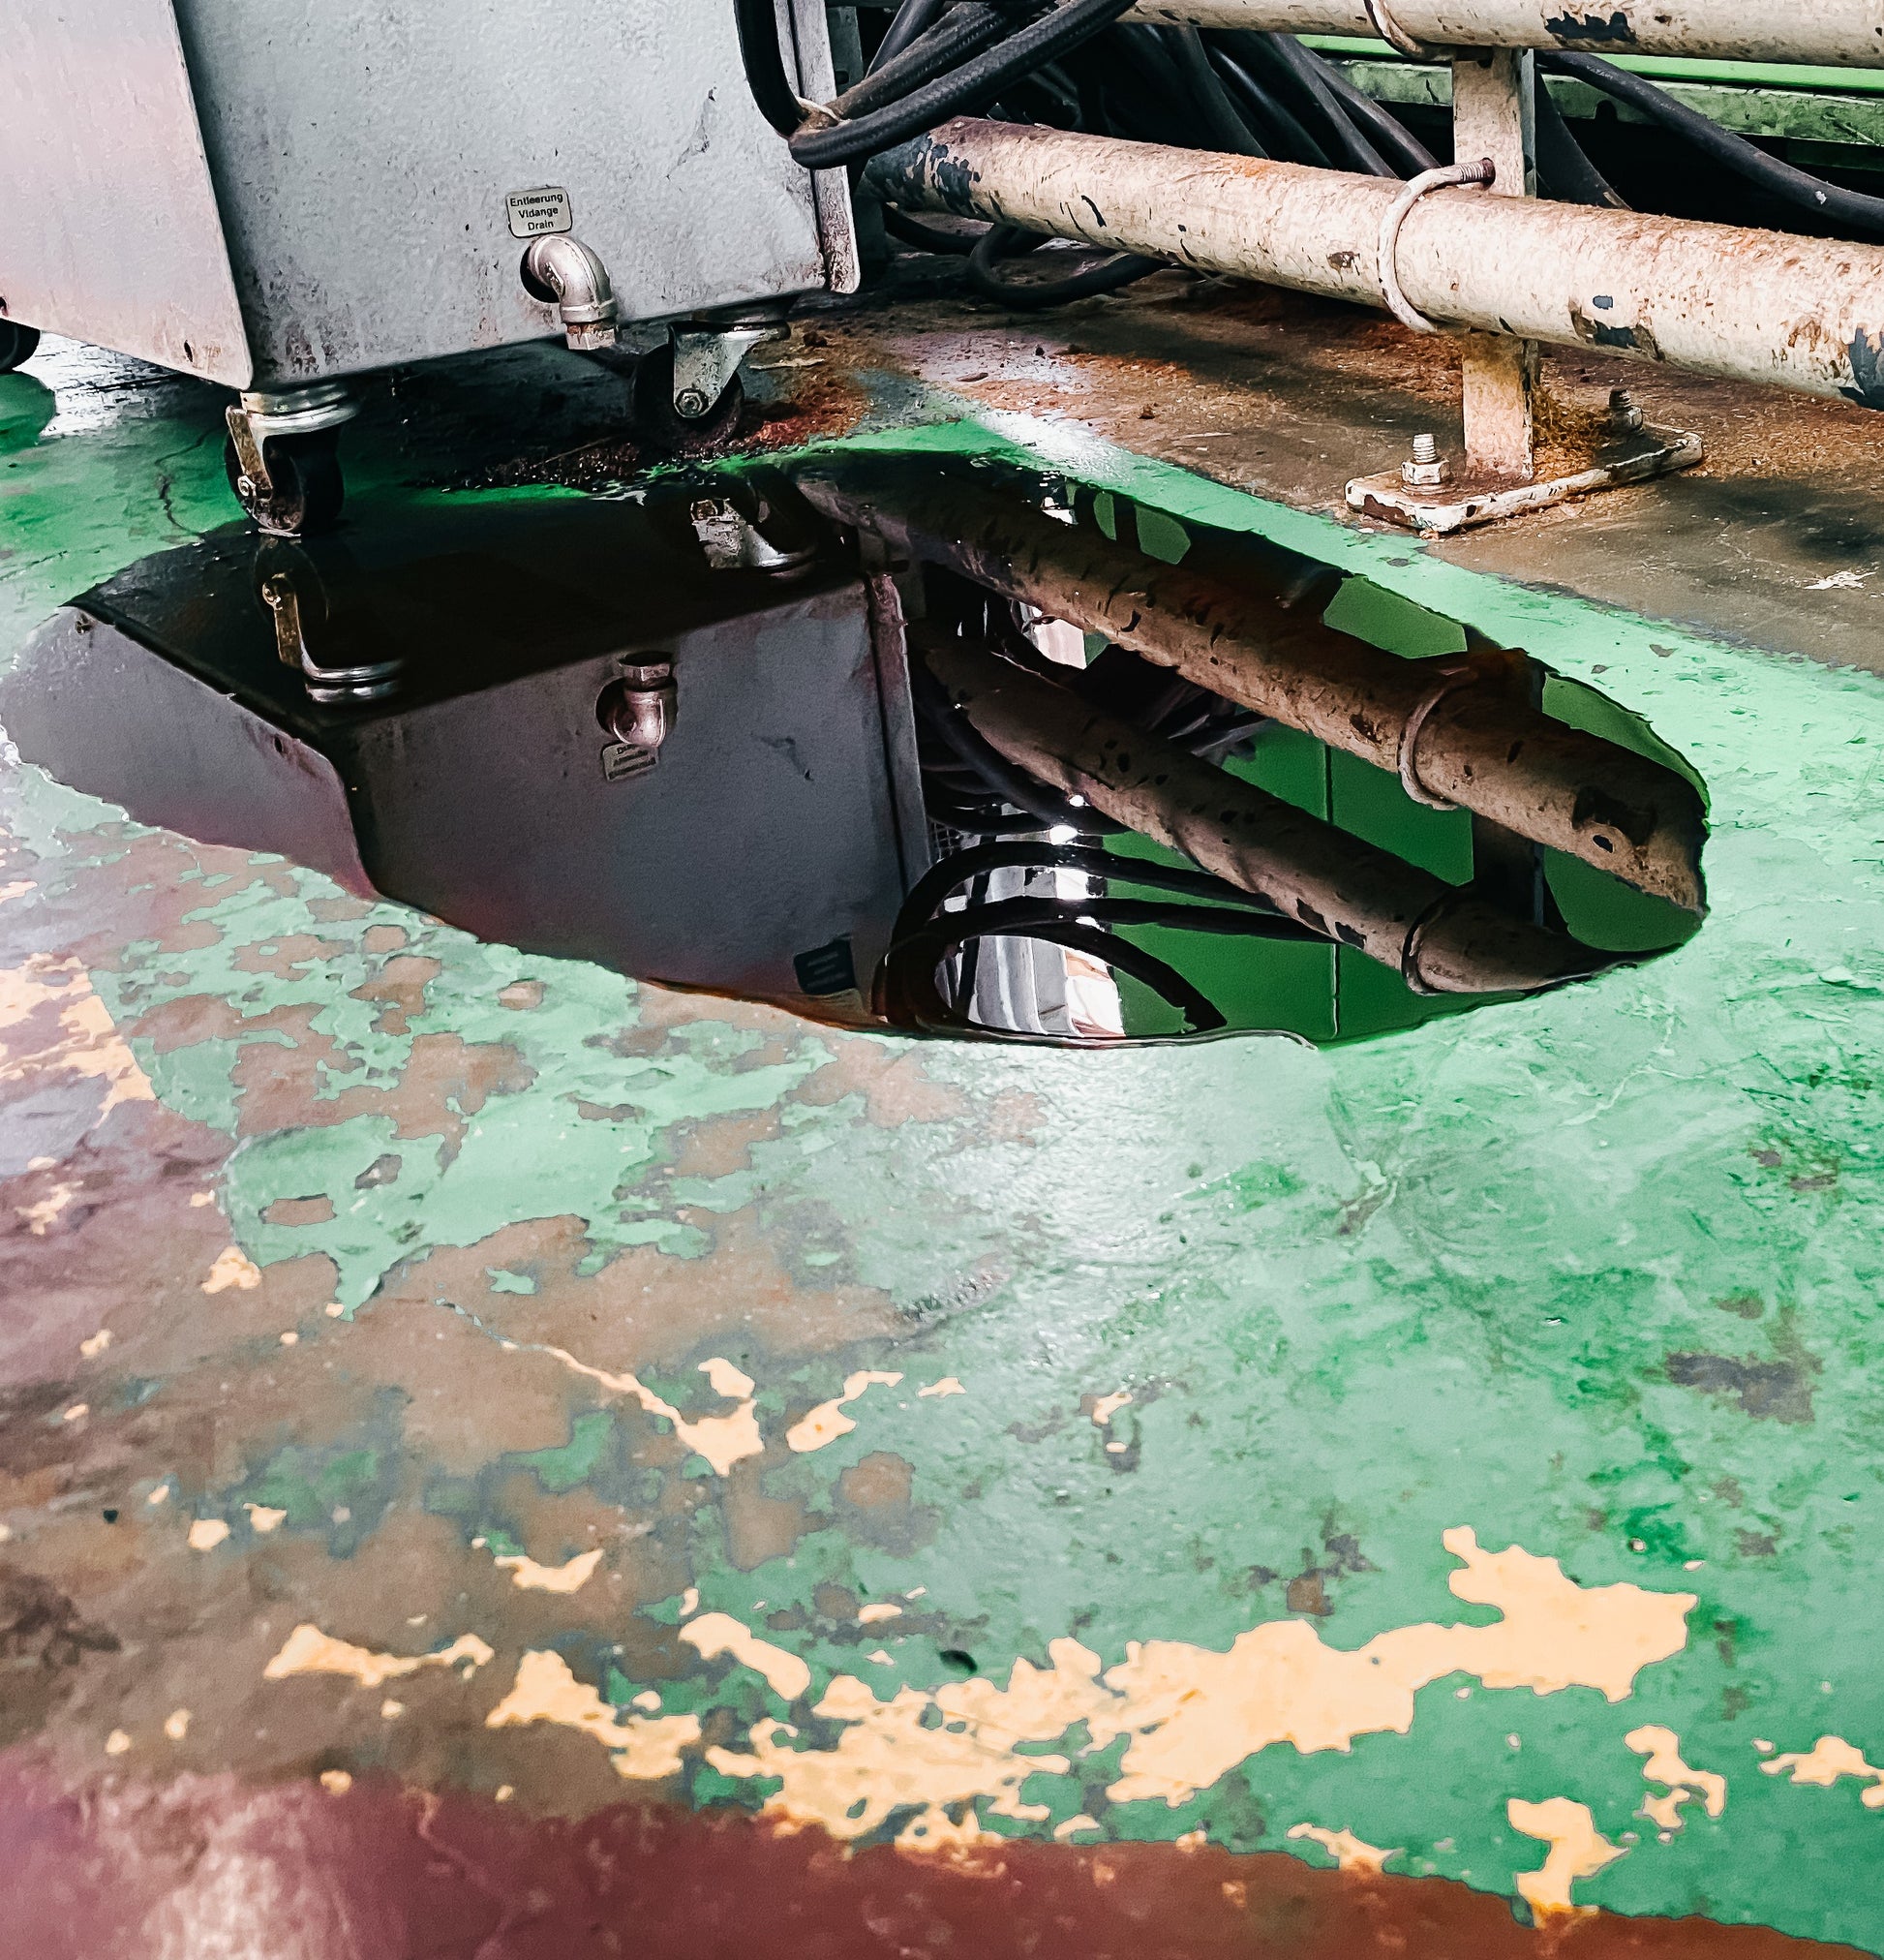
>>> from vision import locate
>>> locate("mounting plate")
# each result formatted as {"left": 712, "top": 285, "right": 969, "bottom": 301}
{"left": 1346, "top": 425, "right": 1704, "bottom": 536}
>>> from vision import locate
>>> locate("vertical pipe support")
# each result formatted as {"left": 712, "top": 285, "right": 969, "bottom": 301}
{"left": 1453, "top": 47, "right": 1539, "bottom": 482}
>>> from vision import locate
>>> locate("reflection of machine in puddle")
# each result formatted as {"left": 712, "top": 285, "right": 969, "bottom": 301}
{"left": 3, "top": 457, "right": 1706, "bottom": 1048}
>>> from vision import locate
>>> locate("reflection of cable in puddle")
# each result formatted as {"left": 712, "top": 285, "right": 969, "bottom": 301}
{"left": 878, "top": 837, "right": 1319, "bottom": 1040}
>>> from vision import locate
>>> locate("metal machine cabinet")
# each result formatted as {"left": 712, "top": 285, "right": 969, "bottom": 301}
{"left": 0, "top": 0, "right": 854, "bottom": 527}
{"left": 1, "top": 491, "right": 924, "bottom": 1017}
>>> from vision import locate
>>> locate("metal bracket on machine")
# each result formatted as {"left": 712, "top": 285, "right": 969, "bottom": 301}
{"left": 224, "top": 383, "right": 356, "bottom": 503}
{"left": 1345, "top": 47, "right": 1702, "bottom": 534}
{"left": 669, "top": 318, "right": 790, "bottom": 419}
{"left": 1347, "top": 391, "right": 1705, "bottom": 535}
{"left": 255, "top": 540, "right": 404, "bottom": 704}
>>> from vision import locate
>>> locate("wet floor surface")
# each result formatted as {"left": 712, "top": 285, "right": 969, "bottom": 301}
{"left": 3, "top": 456, "right": 1703, "bottom": 1049}
{"left": 2, "top": 330, "right": 1883, "bottom": 1956}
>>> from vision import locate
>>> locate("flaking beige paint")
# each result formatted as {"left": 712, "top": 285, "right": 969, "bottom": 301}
{"left": 485, "top": 1650, "right": 701, "bottom": 1777}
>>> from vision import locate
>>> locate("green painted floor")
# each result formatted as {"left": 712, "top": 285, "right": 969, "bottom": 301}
{"left": 3, "top": 331, "right": 1882, "bottom": 1956}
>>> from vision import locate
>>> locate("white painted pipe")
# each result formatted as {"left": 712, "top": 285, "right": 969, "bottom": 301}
{"left": 866, "top": 118, "right": 1884, "bottom": 411}
{"left": 1121, "top": 1, "right": 1884, "bottom": 68}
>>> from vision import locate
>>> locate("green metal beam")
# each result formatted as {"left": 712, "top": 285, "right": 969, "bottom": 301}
{"left": 1307, "top": 42, "right": 1884, "bottom": 149}
{"left": 1301, "top": 37, "right": 1884, "bottom": 96}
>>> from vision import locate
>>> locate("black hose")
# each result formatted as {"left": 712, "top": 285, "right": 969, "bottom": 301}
{"left": 790, "top": 0, "right": 1140, "bottom": 169}
{"left": 952, "top": 864, "right": 995, "bottom": 1013}
{"left": 1241, "top": 32, "right": 1396, "bottom": 178}
{"left": 1211, "top": 49, "right": 1332, "bottom": 168}
{"left": 1547, "top": 51, "right": 1884, "bottom": 237}
{"left": 886, "top": 903, "right": 1230, "bottom": 1034}
{"left": 932, "top": 805, "right": 1089, "bottom": 837}
{"left": 733, "top": 0, "right": 804, "bottom": 137}
{"left": 1290, "top": 39, "right": 1437, "bottom": 175}
{"left": 881, "top": 202, "right": 985, "bottom": 256}
{"left": 834, "top": 5, "right": 1014, "bottom": 123}
{"left": 892, "top": 839, "right": 1292, "bottom": 947}
{"left": 965, "top": 224, "right": 1164, "bottom": 310}
{"left": 1534, "top": 72, "right": 1628, "bottom": 208}
{"left": 912, "top": 659, "right": 1127, "bottom": 835}
{"left": 1166, "top": 24, "right": 1268, "bottom": 158}
{"left": 870, "top": 0, "right": 950, "bottom": 73}
{"left": 1104, "top": 25, "right": 1222, "bottom": 146}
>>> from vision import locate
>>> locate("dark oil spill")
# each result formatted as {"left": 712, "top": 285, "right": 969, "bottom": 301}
{"left": 3, "top": 455, "right": 1705, "bottom": 1048}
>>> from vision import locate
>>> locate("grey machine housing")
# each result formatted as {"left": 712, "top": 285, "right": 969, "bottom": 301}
{"left": 0, "top": 0, "right": 855, "bottom": 487}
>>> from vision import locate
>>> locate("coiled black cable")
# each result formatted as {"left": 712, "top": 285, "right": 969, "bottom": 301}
{"left": 746, "top": 7, "right": 1878, "bottom": 325}
{"left": 1295, "top": 39, "right": 1439, "bottom": 176}
{"left": 1534, "top": 73, "right": 1628, "bottom": 209}
{"left": 1241, "top": 31, "right": 1397, "bottom": 177}
{"left": 892, "top": 838, "right": 1297, "bottom": 940}
{"left": 1208, "top": 48, "right": 1333, "bottom": 168}
{"left": 1169, "top": 23, "right": 1269, "bottom": 159}
{"left": 871, "top": 0, "right": 957, "bottom": 75}
{"left": 733, "top": 0, "right": 804, "bottom": 137}
{"left": 832, "top": 5, "right": 1016, "bottom": 124}
{"left": 887, "top": 902, "right": 1230, "bottom": 1034}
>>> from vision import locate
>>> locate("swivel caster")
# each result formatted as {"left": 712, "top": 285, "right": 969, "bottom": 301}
{"left": 0, "top": 321, "right": 41, "bottom": 373}
{"left": 629, "top": 315, "right": 787, "bottom": 453}
{"left": 252, "top": 536, "right": 405, "bottom": 703}
{"left": 630, "top": 343, "right": 745, "bottom": 452}
{"left": 224, "top": 383, "right": 355, "bottom": 536}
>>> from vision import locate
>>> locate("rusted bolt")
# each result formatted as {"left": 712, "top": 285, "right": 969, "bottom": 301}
{"left": 674, "top": 387, "right": 712, "bottom": 421}
{"left": 1403, "top": 432, "right": 1450, "bottom": 487}
{"left": 1608, "top": 387, "right": 1644, "bottom": 434}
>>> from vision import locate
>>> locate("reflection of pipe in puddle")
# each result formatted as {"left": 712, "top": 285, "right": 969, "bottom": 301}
{"left": 3, "top": 454, "right": 1705, "bottom": 1052}
{"left": 805, "top": 457, "right": 1705, "bottom": 1045}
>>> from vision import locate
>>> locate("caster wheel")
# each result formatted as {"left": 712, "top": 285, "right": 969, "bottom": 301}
{"left": 630, "top": 343, "right": 745, "bottom": 452}
{"left": 0, "top": 321, "right": 41, "bottom": 374}
{"left": 225, "top": 428, "right": 345, "bottom": 536}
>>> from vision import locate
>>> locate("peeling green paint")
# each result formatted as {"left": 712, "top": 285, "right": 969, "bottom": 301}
{"left": 4, "top": 345, "right": 1884, "bottom": 1950}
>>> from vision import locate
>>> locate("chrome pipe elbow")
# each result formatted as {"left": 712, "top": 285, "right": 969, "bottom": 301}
{"left": 520, "top": 235, "right": 621, "bottom": 352}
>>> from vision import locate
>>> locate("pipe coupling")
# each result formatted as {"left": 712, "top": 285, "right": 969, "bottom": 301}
{"left": 521, "top": 235, "right": 621, "bottom": 352}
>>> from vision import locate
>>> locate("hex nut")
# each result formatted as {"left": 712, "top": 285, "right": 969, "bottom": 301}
{"left": 1402, "top": 456, "right": 1452, "bottom": 487}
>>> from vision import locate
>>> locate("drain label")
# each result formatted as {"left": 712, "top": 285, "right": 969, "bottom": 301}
{"left": 505, "top": 187, "right": 573, "bottom": 239}
{"left": 601, "top": 742, "right": 657, "bottom": 783}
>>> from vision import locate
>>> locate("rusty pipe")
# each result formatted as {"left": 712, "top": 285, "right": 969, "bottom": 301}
{"left": 919, "top": 632, "right": 1611, "bottom": 997}
{"left": 801, "top": 462, "right": 1706, "bottom": 909}
{"left": 865, "top": 119, "right": 1884, "bottom": 412}
{"left": 1120, "top": 2, "right": 1884, "bottom": 66}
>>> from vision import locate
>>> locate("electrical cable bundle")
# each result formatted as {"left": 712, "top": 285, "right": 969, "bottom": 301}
{"left": 910, "top": 585, "right": 1266, "bottom": 838}
{"left": 1544, "top": 52, "right": 1884, "bottom": 239}
{"left": 736, "top": 2, "right": 1884, "bottom": 307}
{"left": 912, "top": 656, "right": 1128, "bottom": 838}
{"left": 876, "top": 837, "right": 1319, "bottom": 1038}
{"left": 891, "top": 583, "right": 1312, "bottom": 1038}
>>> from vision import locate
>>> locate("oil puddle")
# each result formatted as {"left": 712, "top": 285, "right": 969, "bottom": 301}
{"left": 2, "top": 454, "right": 1705, "bottom": 1047}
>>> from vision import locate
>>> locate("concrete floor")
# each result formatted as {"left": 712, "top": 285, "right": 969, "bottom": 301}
{"left": 3, "top": 288, "right": 1884, "bottom": 1957}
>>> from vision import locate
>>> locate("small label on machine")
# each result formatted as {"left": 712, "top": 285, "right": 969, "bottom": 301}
{"left": 505, "top": 187, "right": 573, "bottom": 239}
{"left": 601, "top": 742, "right": 657, "bottom": 783}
